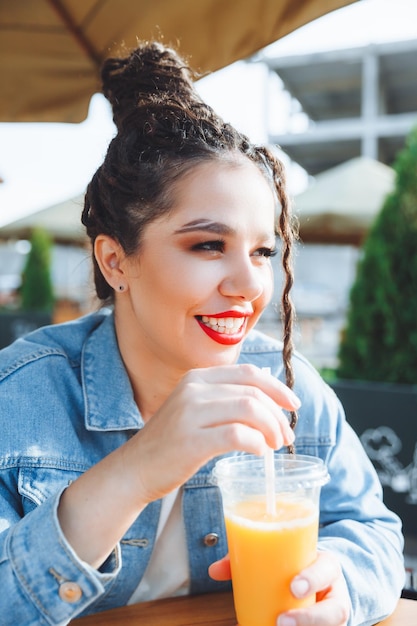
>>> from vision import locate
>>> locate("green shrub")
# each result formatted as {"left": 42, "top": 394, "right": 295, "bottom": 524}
{"left": 337, "top": 125, "right": 417, "bottom": 384}
{"left": 20, "top": 228, "right": 54, "bottom": 312}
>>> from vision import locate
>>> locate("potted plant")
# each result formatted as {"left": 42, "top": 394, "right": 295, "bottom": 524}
{"left": 0, "top": 227, "right": 54, "bottom": 348}
{"left": 332, "top": 125, "right": 417, "bottom": 541}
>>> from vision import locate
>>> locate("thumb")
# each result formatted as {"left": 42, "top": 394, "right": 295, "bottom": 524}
{"left": 208, "top": 555, "right": 232, "bottom": 581}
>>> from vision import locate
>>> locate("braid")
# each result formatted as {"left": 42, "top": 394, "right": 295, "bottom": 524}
{"left": 279, "top": 192, "right": 298, "bottom": 452}
{"left": 256, "top": 146, "right": 299, "bottom": 452}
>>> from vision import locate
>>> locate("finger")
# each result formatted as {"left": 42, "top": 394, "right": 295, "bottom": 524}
{"left": 291, "top": 552, "right": 340, "bottom": 598}
{"left": 277, "top": 597, "right": 349, "bottom": 626}
{"left": 208, "top": 556, "right": 232, "bottom": 581}
{"left": 278, "top": 553, "right": 350, "bottom": 626}
{"left": 199, "top": 422, "right": 275, "bottom": 457}
{"left": 188, "top": 364, "right": 301, "bottom": 411}
{"left": 199, "top": 388, "right": 296, "bottom": 449}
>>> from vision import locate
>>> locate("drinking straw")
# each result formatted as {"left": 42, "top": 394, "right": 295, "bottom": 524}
{"left": 262, "top": 367, "right": 276, "bottom": 516}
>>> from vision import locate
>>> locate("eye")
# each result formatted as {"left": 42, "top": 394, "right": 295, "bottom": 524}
{"left": 253, "top": 246, "right": 277, "bottom": 258}
{"left": 191, "top": 239, "right": 225, "bottom": 253}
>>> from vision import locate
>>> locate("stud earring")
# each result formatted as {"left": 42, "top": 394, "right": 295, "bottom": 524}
{"left": 118, "top": 285, "right": 125, "bottom": 292}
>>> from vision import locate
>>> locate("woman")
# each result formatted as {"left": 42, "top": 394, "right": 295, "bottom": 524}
{"left": 0, "top": 42, "right": 404, "bottom": 625}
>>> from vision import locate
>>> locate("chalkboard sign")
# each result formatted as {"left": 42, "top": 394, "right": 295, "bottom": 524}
{"left": 0, "top": 311, "right": 52, "bottom": 349}
{"left": 331, "top": 379, "right": 417, "bottom": 541}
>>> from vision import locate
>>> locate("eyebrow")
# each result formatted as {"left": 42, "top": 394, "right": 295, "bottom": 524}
{"left": 174, "top": 220, "right": 235, "bottom": 236}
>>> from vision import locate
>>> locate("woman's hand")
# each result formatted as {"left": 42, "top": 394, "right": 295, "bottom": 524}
{"left": 277, "top": 551, "right": 351, "bottom": 626}
{"left": 210, "top": 551, "right": 351, "bottom": 626}
{"left": 58, "top": 364, "right": 299, "bottom": 569}
{"left": 129, "top": 363, "right": 300, "bottom": 504}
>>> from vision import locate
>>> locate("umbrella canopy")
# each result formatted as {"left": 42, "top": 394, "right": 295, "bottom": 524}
{"left": 0, "top": 0, "right": 355, "bottom": 122}
{"left": 0, "top": 195, "right": 86, "bottom": 245}
{"left": 294, "top": 156, "right": 395, "bottom": 245}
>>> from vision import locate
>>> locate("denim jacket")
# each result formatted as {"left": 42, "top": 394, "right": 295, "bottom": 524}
{"left": 0, "top": 310, "right": 404, "bottom": 625}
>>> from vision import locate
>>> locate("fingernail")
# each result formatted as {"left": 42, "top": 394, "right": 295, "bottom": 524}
{"left": 291, "top": 576, "right": 310, "bottom": 597}
{"left": 286, "top": 428, "right": 295, "bottom": 443}
{"left": 288, "top": 391, "right": 301, "bottom": 409}
{"left": 277, "top": 616, "right": 297, "bottom": 626}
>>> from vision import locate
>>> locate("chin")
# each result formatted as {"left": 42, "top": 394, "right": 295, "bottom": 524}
{"left": 190, "top": 345, "right": 242, "bottom": 369}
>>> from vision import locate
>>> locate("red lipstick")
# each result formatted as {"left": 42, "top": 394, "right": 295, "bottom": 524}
{"left": 195, "top": 312, "right": 250, "bottom": 346}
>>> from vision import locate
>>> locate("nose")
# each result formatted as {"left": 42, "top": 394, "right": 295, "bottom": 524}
{"left": 219, "top": 255, "right": 270, "bottom": 302}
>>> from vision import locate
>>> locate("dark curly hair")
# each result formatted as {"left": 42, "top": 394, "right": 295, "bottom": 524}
{"left": 81, "top": 41, "right": 298, "bottom": 441}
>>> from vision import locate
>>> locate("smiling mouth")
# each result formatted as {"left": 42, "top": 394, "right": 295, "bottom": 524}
{"left": 197, "top": 315, "right": 246, "bottom": 335}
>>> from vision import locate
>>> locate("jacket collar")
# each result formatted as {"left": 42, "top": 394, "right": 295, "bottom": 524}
{"left": 81, "top": 312, "right": 144, "bottom": 431}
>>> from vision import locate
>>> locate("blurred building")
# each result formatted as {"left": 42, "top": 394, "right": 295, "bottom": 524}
{"left": 264, "top": 37, "right": 417, "bottom": 175}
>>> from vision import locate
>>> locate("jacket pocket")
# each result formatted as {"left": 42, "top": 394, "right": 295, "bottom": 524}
{"left": 18, "top": 467, "right": 84, "bottom": 513}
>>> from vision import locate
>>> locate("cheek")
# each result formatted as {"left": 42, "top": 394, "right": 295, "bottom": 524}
{"left": 169, "top": 257, "right": 220, "bottom": 293}
{"left": 149, "top": 260, "right": 204, "bottom": 307}
{"left": 174, "top": 273, "right": 212, "bottom": 310}
{"left": 260, "top": 267, "right": 274, "bottom": 304}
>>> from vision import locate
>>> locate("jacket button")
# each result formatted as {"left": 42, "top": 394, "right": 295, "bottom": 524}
{"left": 58, "top": 581, "right": 83, "bottom": 603}
{"left": 203, "top": 532, "right": 219, "bottom": 547}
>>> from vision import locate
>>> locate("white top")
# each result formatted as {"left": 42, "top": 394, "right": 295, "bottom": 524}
{"left": 128, "top": 488, "right": 190, "bottom": 604}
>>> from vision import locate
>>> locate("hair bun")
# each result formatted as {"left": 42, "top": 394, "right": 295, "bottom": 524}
{"left": 101, "top": 41, "right": 201, "bottom": 129}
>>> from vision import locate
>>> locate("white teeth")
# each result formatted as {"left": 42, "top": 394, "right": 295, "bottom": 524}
{"left": 201, "top": 316, "right": 244, "bottom": 334}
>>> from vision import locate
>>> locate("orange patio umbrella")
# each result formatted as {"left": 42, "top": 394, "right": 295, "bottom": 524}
{"left": 0, "top": 0, "right": 355, "bottom": 123}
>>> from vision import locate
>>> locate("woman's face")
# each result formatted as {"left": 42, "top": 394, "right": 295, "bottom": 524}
{"left": 119, "top": 157, "right": 277, "bottom": 374}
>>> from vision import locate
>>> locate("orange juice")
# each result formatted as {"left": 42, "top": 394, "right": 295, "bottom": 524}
{"left": 224, "top": 496, "right": 318, "bottom": 626}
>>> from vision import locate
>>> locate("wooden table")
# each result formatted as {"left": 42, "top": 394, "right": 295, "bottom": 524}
{"left": 71, "top": 592, "right": 417, "bottom": 625}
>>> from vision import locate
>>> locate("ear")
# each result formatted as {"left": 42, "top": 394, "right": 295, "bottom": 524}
{"left": 94, "top": 235, "right": 127, "bottom": 293}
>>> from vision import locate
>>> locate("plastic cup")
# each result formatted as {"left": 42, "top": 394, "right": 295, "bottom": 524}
{"left": 212, "top": 453, "right": 329, "bottom": 626}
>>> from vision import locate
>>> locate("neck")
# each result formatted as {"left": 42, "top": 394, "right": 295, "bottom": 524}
{"left": 114, "top": 309, "right": 186, "bottom": 422}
